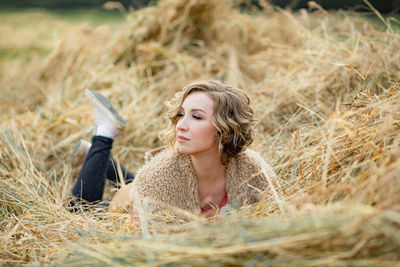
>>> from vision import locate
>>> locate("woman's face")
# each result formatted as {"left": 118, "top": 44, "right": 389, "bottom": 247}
{"left": 175, "top": 92, "right": 219, "bottom": 156}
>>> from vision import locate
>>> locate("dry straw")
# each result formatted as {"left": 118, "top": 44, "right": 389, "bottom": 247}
{"left": 1, "top": 0, "right": 399, "bottom": 265}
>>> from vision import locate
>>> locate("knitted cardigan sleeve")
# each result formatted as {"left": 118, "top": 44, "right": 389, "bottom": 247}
{"left": 244, "top": 149, "right": 277, "bottom": 186}
{"left": 130, "top": 149, "right": 199, "bottom": 220}
{"left": 229, "top": 149, "right": 278, "bottom": 205}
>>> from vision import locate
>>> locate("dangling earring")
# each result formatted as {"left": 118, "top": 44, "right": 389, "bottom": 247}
{"left": 218, "top": 138, "right": 223, "bottom": 151}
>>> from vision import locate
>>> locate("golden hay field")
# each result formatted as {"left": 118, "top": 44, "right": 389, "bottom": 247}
{"left": 1, "top": 0, "right": 400, "bottom": 265}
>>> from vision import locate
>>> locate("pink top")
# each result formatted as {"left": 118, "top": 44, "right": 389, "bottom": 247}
{"left": 201, "top": 192, "right": 228, "bottom": 213}
{"left": 131, "top": 192, "right": 229, "bottom": 220}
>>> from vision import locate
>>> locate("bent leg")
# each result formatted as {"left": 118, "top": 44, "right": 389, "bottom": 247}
{"left": 72, "top": 135, "right": 113, "bottom": 202}
{"left": 107, "top": 158, "right": 135, "bottom": 185}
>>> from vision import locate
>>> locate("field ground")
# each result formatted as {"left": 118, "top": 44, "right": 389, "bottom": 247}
{"left": 0, "top": 8, "right": 126, "bottom": 116}
{"left": 0, "top": 8, "right": 125, "bottom": 62}
{"left": 0, "top": 8, "right": 398, "bottom": 66}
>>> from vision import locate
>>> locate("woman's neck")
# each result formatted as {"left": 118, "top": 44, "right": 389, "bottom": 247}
{"left": 190, "top": 149, "right": 225, "bottom": 181}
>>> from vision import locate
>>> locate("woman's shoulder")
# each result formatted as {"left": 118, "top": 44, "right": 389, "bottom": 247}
{"left": 131, "top": 148, "right": 199, "bottom": 214}
{"left": 144, "top": 145, "right": 168, "bottom": 163}
{"left": 135, "top": 148, "right": 192, "bottom": 184}
{"left": 233, "top": 149, "right": 276, "bottom": 179}
{"left": 226, "top": 149, "right": 278, "bottom": 205}
{"left": 137, "top": 147, "right": 179, "bottom": 174}
{"left": 234, "top": 149, "right": 266, "bottom": 167}
{"left": 238, "top": 149, "right": 265, "bottom": 162}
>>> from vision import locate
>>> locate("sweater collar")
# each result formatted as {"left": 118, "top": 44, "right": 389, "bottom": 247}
{"left": 178, "top": 152, "right": 238, "bottom": 205}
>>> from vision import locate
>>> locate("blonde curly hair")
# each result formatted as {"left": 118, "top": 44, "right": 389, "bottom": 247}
{"left": 160, "top": 80, "right": 256, "bottom": 163}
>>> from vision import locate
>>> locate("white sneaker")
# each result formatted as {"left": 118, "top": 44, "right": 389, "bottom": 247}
{"left": 85, "top": 89, "right": 127, "bottom": 138}
{"left": 70, "top": 139, "right": 92, "bottom": 166}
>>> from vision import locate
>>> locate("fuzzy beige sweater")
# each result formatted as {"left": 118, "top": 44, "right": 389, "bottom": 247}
{"left": 130, "top": 148, "right": 276, "bottom": 219}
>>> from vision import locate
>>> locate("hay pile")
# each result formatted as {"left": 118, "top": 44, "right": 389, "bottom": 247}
{"left": 1, "top": 0, "right": 400, "bottom": 265}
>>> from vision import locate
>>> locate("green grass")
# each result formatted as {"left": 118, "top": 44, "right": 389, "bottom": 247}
{"left": 0, "top": 8, "right": 127, "bottom": 26}
{"left": 46, "top": 8, "right": 127, "bottom": 25}
{"left": 0, "top": 47, "right": 49, "bottom": 61}
{"left": 362, "top": 13, "right": 400, "bottom": 33}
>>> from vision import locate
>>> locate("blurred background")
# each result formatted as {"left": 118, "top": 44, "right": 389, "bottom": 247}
{"left": 0, "top": 0, "right": 399, "bottom": 13}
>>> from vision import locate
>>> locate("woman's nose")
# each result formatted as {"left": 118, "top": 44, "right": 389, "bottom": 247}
{"left": 176, "top": 116, "right": 188, "bottom": 131}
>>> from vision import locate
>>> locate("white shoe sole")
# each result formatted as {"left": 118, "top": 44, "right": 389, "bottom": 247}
{"left": 84, "top": 89, "right": 127, "bottom": 130}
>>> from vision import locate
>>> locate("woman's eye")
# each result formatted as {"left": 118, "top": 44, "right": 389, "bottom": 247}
{"left": 193, "top": 114, "right": 202, "bottom": 120}
{"left": 176, "top": 113, "right": 184, "bottom": 117}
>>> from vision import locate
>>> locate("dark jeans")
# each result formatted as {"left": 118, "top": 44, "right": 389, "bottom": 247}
{"left": 70, "top": 136, "right": 135, "bottom": 210}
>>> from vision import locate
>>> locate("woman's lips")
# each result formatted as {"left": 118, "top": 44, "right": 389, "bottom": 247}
{"left": 177, "top": 135, "right": 190, "bottom": 142}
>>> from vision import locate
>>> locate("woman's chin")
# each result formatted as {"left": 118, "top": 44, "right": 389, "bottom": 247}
{"left": 177, "top": 146, "right": 190, "bottom": 155}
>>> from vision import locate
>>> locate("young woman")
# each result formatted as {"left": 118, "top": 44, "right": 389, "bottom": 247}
{"left": 71, "top": 80, "right": 276, "bottom": 219}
